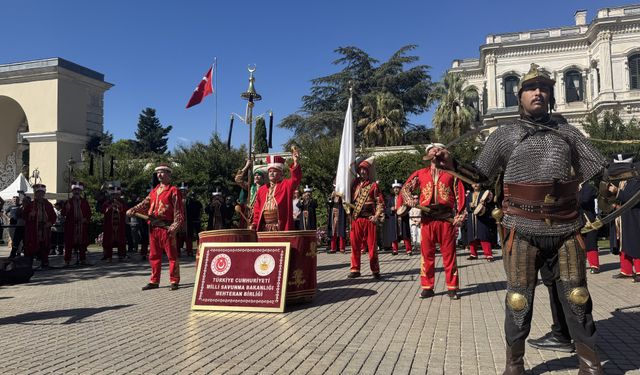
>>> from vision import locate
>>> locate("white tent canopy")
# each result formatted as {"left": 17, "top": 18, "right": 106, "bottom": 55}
{"left": 0, "top": 174, "right": 32, "bottom": 200}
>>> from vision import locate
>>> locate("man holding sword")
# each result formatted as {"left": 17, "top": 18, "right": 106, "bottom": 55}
{"left": 128, "top": 163, "right": 185, "bottom": 291}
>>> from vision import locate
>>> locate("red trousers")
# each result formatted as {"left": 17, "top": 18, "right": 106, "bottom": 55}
{"left": 586, "top": 249, "right": 599, "bottom": 269}
{"left": 330, "top": 235, "right": 345, "bottom": 252}
{"left": 149, "top": 227, "right": 180, "bottom": 284}
{"left": 392, "top": 239, "right": 413, "bottom": 253}
{"left": 103, "top": 241, "right": 126, "bottom": 259}
{"left": 349, "top": 217, "right": 380, "bottom": 273}
{"left": 620, "top": 251, "right": 640, "bottom": 275}
{"left": 64, "top": 245, "right": 87, "bottom": 262}
{"left": 469, "top": 239, "right": 492, "bottom": 258}
{"left": 26, "top": 240, "right": 50, "bottom": 266}
{"left": 420, "top": 219, "right": 459, "bottom": 290}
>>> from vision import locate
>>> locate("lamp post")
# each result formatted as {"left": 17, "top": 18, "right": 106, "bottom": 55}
{"left": 231, "top": 66, "right": 263, "bottom": 191}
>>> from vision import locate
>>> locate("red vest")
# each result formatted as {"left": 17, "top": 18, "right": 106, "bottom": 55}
{"left": 403, "top": 168, "right": 465, "bottom": 214}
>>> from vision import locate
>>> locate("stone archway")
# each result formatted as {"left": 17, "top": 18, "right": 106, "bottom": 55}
{"left": 0, "top": 95, "right": 28, "bottom": 190}
{"left": 0, "top": 58, "right": 113, "bottom": 198}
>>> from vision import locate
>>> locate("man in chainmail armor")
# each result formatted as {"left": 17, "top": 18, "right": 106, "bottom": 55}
{"left": 436, "top": 64, "right": 605, "bottom": 374}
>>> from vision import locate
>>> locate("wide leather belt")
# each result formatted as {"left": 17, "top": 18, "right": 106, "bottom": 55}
{"left": 504, "top": 180, "right": 578, "bottom": 202}
{"left": 503, "top": 180, "right": 579, "bottom": 223}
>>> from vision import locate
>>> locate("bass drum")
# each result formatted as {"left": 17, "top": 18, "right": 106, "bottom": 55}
{"left": 197, "top": 229, "right": 257, "bottom": 263}
{"left": 257, "top": 230, "right": 317, "bottom": 305}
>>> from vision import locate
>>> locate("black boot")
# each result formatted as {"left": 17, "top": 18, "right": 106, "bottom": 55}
{"left": 575, "top": 342, "right": 603, "bottom": 375}
{"left": 503, "top": 340, "right": 525, "bottom": 375}
{"left": 527, "top": 332, "right": 574, "bottom": 353}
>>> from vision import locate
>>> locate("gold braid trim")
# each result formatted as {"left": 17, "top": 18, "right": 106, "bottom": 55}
{"left": 352, "top": 184, "right": 372, "bottom": 219}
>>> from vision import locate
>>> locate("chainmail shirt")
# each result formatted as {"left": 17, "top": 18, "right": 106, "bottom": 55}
{"left": 474, "top": 118, "right": 605, "bottom": 236}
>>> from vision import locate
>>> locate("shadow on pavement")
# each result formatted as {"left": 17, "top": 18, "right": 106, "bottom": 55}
{"left": 527, "top": 309, "right": 640, "bottom": 375}
{"left": 459, "top": 280, "right": 507, "bottom": 296}
{"left": 0, "top": 304, "right": 133, "bottom": 325}
{"left": 284, "top": 287, "right": 377, "bottom": 311}
{"left": 17, "top": 253, "right": 198, "bottom": 287}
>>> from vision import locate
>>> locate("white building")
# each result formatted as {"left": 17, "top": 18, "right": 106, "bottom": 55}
{"left": 449, "top": 4, "right": 640, "bottom": 130}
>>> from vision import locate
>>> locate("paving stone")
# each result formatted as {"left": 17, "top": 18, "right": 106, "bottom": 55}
{"left": 0, "top": 245, "right": 637, "bottom": 374}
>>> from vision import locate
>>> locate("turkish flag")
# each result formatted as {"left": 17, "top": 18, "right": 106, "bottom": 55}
{"left": 186, "top": 66, "right": 214, "bottom": 108}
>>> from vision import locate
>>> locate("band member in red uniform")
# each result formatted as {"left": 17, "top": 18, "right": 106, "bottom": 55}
{"left": 349, "top": 158, "right": 384, "bottom": 280}
{"left": 63, "top": 181, "right": 92, "bottom": 266}
{"left": 401, "top": 143, "right": 466, "bottom": 299}
{"left": 251, "top": 150, "right": 301, "bottom": 231}
{"left": 101, "top": 184, "right": 128, "bottom": 262}
{"left": 387, "top": 180, "right": 413, "bottom": 256}
{"left": 128, "top": 164, "right": 185, "bottom": 290}
{"left": 327, "top": 191, "right": 347, "bottom": 253}
{"left": 23, "top": 184, "right": 56, "bottom": 269}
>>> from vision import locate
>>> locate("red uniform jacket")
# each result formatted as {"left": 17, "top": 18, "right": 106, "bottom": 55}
{"left": 253, "top": 163, "right": 302, "bottom": 231}
{"left": 23, "top": 198, "right": 56, "bottom": 253}
{"left": 102, "top": 198, "right": 128, "bottom": 246}
{"left": 351, "top": 179, "right": 385, "bottom": 220}
{"left": 129, "top": 183, "right": 185, "bottom": 232}
{"left": 64, "top": 197, "right": 92, "bottom": 248}
{"left": 401, "top": 167, "right": 465, "bottom": 220}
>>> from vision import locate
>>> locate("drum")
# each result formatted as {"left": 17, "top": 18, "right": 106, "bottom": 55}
{"left": 197, "top": 229, "right": 257, "bottom": 263}
{"left": 257, "top": 230, "right": 317, "bottom": 304}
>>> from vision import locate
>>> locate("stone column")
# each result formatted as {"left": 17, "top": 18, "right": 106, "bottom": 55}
{"left": 582, "top": 70, "right": 589, "bottom": 104}
{"left": 598, "top": 31, "right": 614, "bottom": 95}
{"left": 485, "top": 54, "right": 497, "bottom": 109}
{"left": 556, "top": 73, "right": 566, "bottom": 106}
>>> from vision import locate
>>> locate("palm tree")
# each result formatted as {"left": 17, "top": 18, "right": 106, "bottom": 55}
{"left": 357, "top": 92, "right": 405, "bottom": 147}
{"left": 432, "top": 72, "right": 479, "bottom": 143}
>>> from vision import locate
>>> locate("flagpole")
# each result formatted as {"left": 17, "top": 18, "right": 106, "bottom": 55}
{"left": 214, "top": 58, "right": 218, "bottom": 137}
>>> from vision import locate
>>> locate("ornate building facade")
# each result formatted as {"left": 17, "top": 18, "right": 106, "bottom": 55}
{"left": 449, "top": 5, "right": 640, "bottom": 131}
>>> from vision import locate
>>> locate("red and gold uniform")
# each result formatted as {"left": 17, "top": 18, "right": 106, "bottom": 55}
{"left": 63, "top": 185, "right": 91, "bottom": 263}
{"left": 101, "top": 191, "right": 128, "bottom": 260}
{"left": 129, "top": 179, "right": 185, "bottom": 285}
{"left": 23, "top": 184, "right": 56, "bottom": 267}
{"left": 252, "top": 155, "right": 301, "bottom": 232}
{"left": 349, "top": 160, "right": 384, "bottom": 276}
{"left": 402, "top": 164, "right": 465, "bottom": 292}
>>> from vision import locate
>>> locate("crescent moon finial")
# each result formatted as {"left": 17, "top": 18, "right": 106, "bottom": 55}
{"left": 248, "top": 64, "right": 257, "bottom": 73}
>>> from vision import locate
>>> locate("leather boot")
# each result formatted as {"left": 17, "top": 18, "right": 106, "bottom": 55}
{"left": 503, "top": 340, "right": 526, "bottom": 375}
{"left": 575, "top": 342, "right": 603, "bottom": 375}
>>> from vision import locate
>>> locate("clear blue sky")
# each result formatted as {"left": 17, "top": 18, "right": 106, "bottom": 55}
{"left": 1, "top": 0, "right": 630, "bottom": 152}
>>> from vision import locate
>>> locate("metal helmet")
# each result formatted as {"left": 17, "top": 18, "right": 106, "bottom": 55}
{"left": 517, "top": 63, "right": 556, "bottom": 112}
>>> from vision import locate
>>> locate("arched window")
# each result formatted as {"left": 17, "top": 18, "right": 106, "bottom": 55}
{"left": 504, "top": 76, "right": 519, "bottom": 107}
{"left": 565, "top": 70, "right": 583, "bottom": 102}
{"left": 630, "top": 54, "right": 640, "bottom": 90}
{"left": 464, "top": 88, "right": 480, "bottom": 121}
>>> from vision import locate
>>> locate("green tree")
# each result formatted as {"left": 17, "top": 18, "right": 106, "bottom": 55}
{"left": 135, "top": 107, "right": 173, "bottom": 155}
{"left": 432, "top": 72, "right": 479, "bottom": 143}
{"left": 172, "top": 134, "right": 247, "bottom": 203}
{"left": 582, "top": 110, "right": 640, "bottom": 156}
{"left": 280, "top": 45, "right": 433, "bottom": 147}
{"left": 374, "top": 151, "right": 425, "bottom": 195}
{"left": 254, "top": 117, "right": 269, "bottom": 153}
{"left": 358, "top": 92, "right": 404, "bottom": 147}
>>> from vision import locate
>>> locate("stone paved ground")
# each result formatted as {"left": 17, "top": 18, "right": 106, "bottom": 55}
{"left": 0, "top": 244, "right": 639, "bottom": 375}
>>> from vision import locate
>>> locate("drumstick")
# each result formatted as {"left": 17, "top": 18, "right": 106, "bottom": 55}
{"left": 234, "top": 205, "right": 250, "bottom": 223}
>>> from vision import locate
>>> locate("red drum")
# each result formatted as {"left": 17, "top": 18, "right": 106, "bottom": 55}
{"left": 197, "top": 229, "right": 257, "bottom": 263}
{"left": 257, "top": 230, "right": 317, "bottom": 304}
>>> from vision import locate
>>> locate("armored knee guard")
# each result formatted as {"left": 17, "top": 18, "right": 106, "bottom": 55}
{"left": 503, "top": 234, "right": 538, "bottom": 329}
{"left": 558, "top": 234, "right": 590, "bottom": 323}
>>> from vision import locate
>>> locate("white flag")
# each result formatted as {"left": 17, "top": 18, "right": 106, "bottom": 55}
{"left": 335, "top": 97, "right": 355, "bottom": 207}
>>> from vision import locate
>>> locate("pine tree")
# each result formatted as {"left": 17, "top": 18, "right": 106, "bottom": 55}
{"left": 254, "top": 117, "right": 269, "bottom": 153}
{"left": 134, "top": 107, "right": 173, "bottom": 155}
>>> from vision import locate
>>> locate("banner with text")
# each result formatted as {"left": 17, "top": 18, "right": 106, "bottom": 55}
{"left": 192, "top": 242, "right": 290, "bottom": 313}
